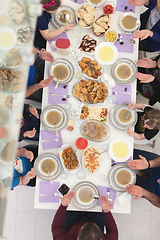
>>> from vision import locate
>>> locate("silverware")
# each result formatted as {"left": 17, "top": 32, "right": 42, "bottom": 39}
{"left": 93, "top": 150, "right": 107, "bottom": 158}
{"left": 112, "top": 92, "right": 132, "bottom": 95}
{"left": 41, "top": 138, "right": 62, "bottom": 142}
{"left": 59, "top": 11, "right": 70, "bottom": 23}
{"left": 126, "top": 60, "right": 136, "bottom": 70}
{"left": 50, "top": 93, "right": 70, "bottom": 98}
{"left": 55, "top": 77, "right": 60, "bottom": 89}
{"left": 107, "top": 188, "right": 112, "bottom": 201}
{"left": 124, "top": 110, "right": 131, "bottom": 119}
{"left": 118, "top": 39, "right": 135, "bottom": 45}
{"left": 118, "top": 34, "right": 135, "bottom": 44}
{"left": 39, "top": 193, "right": 60, "bottom": 197}
{"left": 44, "top": 162, "right": 53, "bottom": 185}
{"left": 92, "top": 194, "right": 100, "bottom": 200}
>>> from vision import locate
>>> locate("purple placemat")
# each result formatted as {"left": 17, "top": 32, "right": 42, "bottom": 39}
{"left": 112, "top": 84, "right": 131, "bottom": 104}
{"left": 97, "top": 185, "right": 116, "bottom": 207}
{"left": 41, "top": 130, "right": 63, "bottom": 150}
{"left": 39, "top": 181, "right": 60, "bottom": 203}
{"left": 48, "top": 32, "right": 69, "bottom": 52}
{"left": 111, "top": 157, "right": 131, "bottom": 165}
{"left": 69, "top": 0, "right": 84, "bottom": 4}
{"left": 115, "top": 0, "right": 135, "bottom": 13}
{"left": 114, "top": 34, "right": 134, "bottom": 53}
{"left": 48, "top": 83, "right": 69, "bottom": 104}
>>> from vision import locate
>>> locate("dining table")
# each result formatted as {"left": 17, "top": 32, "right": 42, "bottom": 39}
{"left": 34, "top": 0, "right": 143, "bottom": 214}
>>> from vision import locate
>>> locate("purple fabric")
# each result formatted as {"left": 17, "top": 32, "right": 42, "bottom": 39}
{"left": 114, "top": 34, "right": 134, "bottom": 53}
{"left": 115, "top": 0, "right": 135, "bottom": 13}
{"left": 111, "top": 157, "right": 131, "bottom": 165}
{"left": 97, "top": 185, "right": 116, "bottom": 207}
{"left": 41, "top": 130, "right": 63, "bottom": 150}
{"left": 112, "top": 84, "right": 131, "bottom": 104}
{"left": 69, "top": 0, "right": 84, "bottom": 4}
{"left": 48, "top": 32, "right": 68, "bottom": 52}
{"left": 48, "top": 83, "right": 68, "bottom": 104}
{"left": 39, "top": 181, "right": 60, "bottom": 203}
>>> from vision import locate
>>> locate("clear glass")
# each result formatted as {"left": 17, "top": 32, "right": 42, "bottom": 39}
{"left": 99, "top": 174, "right": 107, "bottom": 182}
{"left": 103, "top": 64, "right": 111, "bottom": 74}
{"left": 72, "top": 26, "right": 82, "bottom": 36}
{"left": 107, "top": 94, "right": 117, "bottom": 104}
{"left": 77, "top": 170, "right": 87, "bottom": 180}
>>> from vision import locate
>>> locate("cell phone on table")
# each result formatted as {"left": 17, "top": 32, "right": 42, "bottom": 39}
{"left": 58, "top": 183, "right": 70, "bottom": 196}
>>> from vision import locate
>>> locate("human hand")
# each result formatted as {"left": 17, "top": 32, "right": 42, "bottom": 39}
{"left": 136, "top": 57, "right": 156, "bottom": 68}
{"left": 29, "top": 106, "right": 39, "bottom": 119}
{"left": 60, "top": 191, "right": 75, "bottom": 206}
{"left": 128, "top": 102, "right": 136, "bottom": 109}
{"left": 126, "top": 184, "right": 144, "bottom": 199}
{"left": 132, "top": 30, "right": 153, "bottom": 41}
{"left": 24, "top": 128, "right": 37, "bottom": 138}
{"left": 135, "top": 72, "right": 155, "bottom": 83}
{"left": 25, "top": 150, "right": 34, "bottom": 162}
{"left": 39, "top": 49, "right": 54, "bottom": 62}
{"left": 64, "top": 24, "right": 74, "bottom": 31}
{"left": 22, "top": 168, "right": 36, "bottom": 185}
{"left": 127, "top": 127, "right": 135, "bottom": 137}
{"left": 128, "top": 155, "right": 148, "bottom": 169}
{"left": 101, "top": 195, "right": 113, "bottom": 213}
{"left": 128, "top": 0, "right": 148, "bottom": 6}
{"left": 38, "top": 76, "right": 53, "bottom": 89}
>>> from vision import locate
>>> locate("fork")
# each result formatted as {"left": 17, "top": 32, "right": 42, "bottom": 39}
{"left": 41, "top": 138, "right": 62, "bottom": 142}
{"left": 118, "top": 34, "right": 135, "bottom": 44}
{"left": 107, "top": 188, "right": 112, "bottom": 201}
{"left": 50, "top": 93, "right": 70, "bottom": 98}
{"left": 112, "top": 92, "right": 132, "bottom": 95}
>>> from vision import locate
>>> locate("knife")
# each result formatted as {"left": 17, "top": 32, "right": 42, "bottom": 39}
{"left": 39, "top": 193, "right": 60, "bottom": 197}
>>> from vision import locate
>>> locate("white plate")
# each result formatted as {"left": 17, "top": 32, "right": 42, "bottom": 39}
{"left": 108, "top": 138, "right": 132, "bottom": 162}
{"left": 0, "top": 27, "right": 17, "bottom": 51}
{"left": 115, "top": 167, "right": 134, "bottom": 188}
{"left": 119, "top": 12, "right": 140, "bottom": 34}
{"left": 94, "top": 42, "right": 118, "bottom": 65}
{"left": 116, "top": 106, "right": 134, "bottom": 126}
{"left": 78, "top": 34, "right": 98, "bottom": 55}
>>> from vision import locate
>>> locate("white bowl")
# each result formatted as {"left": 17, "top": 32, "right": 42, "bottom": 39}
{"left": 76, "top": 185, "right": 95, "bottom": 205}
{"left": 0, "top": 27, "right": 17, "bottom": 51}
{"left": 116, "top": 106, "right": 134, "bottom": 126}
{"left": 115, "top": 63, "right": 133, "bottom": 81}
{"left": 44, "top": 108, "right": 63, "bottom": 128}
{"left": 104, "top": 29, "right": 118, "bottom": 43}
{"left": 119, "top": 12, "right": 140, "bottom": 33}
{"left": 115, "top": 167, "right": 134, "bottom": 188}
{"left": 38, "top": 156, "right": 58, "bottom": 177}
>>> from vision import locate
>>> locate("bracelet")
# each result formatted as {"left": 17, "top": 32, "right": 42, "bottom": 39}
{"left": 61, "top": 26, "right": 65, "bottom": 32}
{"left": 37, "top": 51, "right": 40, "bottom": 58}
{"left": 147, "top": 160, "right": 150, "bottom": 169}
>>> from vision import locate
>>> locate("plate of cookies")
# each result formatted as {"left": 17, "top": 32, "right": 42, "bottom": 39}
{"left": 75, "top": 3, "right": 96, "bottom": 28}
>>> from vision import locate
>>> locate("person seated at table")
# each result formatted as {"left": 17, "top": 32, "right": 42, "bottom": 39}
{"left": 126, "top": 149, "right": 160, "bottom": 208}
{"left": 135, "top": 55, "right": 160, "bottom": 106}
{"left": 128, "top": 0, "right": 160, "bottom": 52}
{"left": 34, "top": 0, "right": 74, "bottom": 50}
{"left": 127, "top": 102, "right": 160, "bottom": 140}
{"left": 52, "top": 191, "right": 118, "bottom": 240}
{"left": 12, "top": 146, "right": 38, "bottom": 189}
{"left": 18, "top": 104, "right": 40, "bottom": 142}
{"left": 25, "top": 46, "right": 54, "bottom": 102}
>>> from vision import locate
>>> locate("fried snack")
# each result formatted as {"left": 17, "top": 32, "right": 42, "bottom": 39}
{"left": 78, "top": 57, "right": 102, "bottom": 79}
{"left": 73, "top": 79, "right": 108, "bottom": 104}
{"left": 62, "top": 147, "right": 79, "bottom": 170}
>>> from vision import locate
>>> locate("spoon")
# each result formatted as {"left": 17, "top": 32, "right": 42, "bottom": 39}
{"left": 59, "top": 12, "right": 70, "bottom": 23}
{"left": 126, "top": 60, "right": 136, "bottom": 70}
{"left": 52, "top": 116, "right": 58, "bottom": 137}
{"left": 124, "top": 110, "right": 131, "bottom": 120}
{"left": 55, "top": 77, "right": 61, "bottom": 89}
{"left": 93, "top": 150, "right": 107, "bottom": 158}
{"left": 44, "top": 162, "right": 53, "bottom": 184}
{"left": 92, "top": 194, "right": 100, "bottom": 200}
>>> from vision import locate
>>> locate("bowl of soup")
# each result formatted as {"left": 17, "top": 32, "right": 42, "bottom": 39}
{"left": 115, "top": 63, "right": 133, "bottom": 81}
{"left": 108, "top": 138, "right": 132, "bottom": 162}
{"left": 95, "top": 42, "right": 118, "bottom": 65}
{"left": 115, "top": 167, "right": 133, "bottom": 188}
{"left": 39, "top": 157, "right": 58, "bottom": 177}
{"left": 119, "top": 12, "right": 140, "bottom": 32}
{"left": 116, "top": 106, "right": 134, "bottom": 126}
{"left": 45, "top": 109, "right": 63, "bottom": 128}
{"left": 0, "top": 27, "right": 17, "bottom": 51}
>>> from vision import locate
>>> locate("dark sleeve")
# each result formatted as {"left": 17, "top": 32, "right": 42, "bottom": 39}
{"left": 153, "top": 55, "right": 160, "bottom": 63}
{"left": 102, "top": 211, "right": 118, "bottom": 240}
{"left": 37, "top": 14, "right": 49, "bottom": 31}
{"left": 144, "top": 106, "right": 153, "bottom": 112}
{"left": 23, "top": 104, "right": 30, "bottom": 113}
{"left": 51, "top": 204, "right": 68, "bottom": 240}
{"left": 144, "top": 128, "right": 159, "bottom": 140}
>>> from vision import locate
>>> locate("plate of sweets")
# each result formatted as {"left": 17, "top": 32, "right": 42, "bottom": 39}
{"left": 80, "top": 104, "right": 108, "bottom": 122}
{"left": 82, "top": 146, "right": 101, "bottom": 173}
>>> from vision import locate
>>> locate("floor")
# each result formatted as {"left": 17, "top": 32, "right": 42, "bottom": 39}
{"left": 2, "top": 92, "right": 160, "bottom": 240}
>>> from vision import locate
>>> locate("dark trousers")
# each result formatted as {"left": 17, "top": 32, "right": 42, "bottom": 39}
{"left": 64, "top": 210, "right": 104, "bottom": 232}
{"left": 133, "top": 149, "right": 160, "bottom": 195}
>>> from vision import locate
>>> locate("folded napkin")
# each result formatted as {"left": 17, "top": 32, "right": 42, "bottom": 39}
{"left": 41, "top": 130, "right": 63, "bottom": 150}
{"left": 39, "top": 181, "right": 60, "bottom": 203}
{"left": 97, "top": 185, "right": 116, "bottom": 207}
{"left": 114, "top": 34, "right": 134, "bottom": 53}
{"left": 48, "top": 83, "right": 68, "bottom": 104}
{"left": 112, "top": 84, "right": 131, "bottom": 104}
{"left": 48, "top": 32, "right": 69, "bottom": 52}
{"left": 115, "top": 0, "right": 135, "bottom": 13}
{"left": 69, "top": 0, "right": 84, "bottom": 4}
{"left": 111, "top": 157, "right": 131, "bottom": 165}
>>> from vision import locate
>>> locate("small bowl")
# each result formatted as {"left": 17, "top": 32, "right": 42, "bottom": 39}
{"left": 0, "top": 13, "right": 11, "bottom": 26}
{"left": 44, "top": 108, "right": 63, "bottom": 128}
{"left": 115, "top": 167, "right": 134, "bottom": 188}
{"left": 104, "top": 29, "right": 118, "bottom": 43}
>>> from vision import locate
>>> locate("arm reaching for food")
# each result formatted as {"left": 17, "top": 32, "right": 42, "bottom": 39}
{"left": 128, "top": 102, "right": 145, "bottom": 111}
{"left": 127, "top": 127, "right": 145, "bottom": 140}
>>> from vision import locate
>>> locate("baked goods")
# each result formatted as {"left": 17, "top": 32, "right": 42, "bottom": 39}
{"left": 1, "top": 139, "right": 17, "bottom": 162}
{"left": 93, "top": 14, "right": 112, "bottom": 36}
{"left": 62, "top": 147, "right": 79, "bottom": 170}
{"left": 0, "top": 68, "right": 25, "bottom": 93}
{"left": 73, "top": 79, "right": 107, "bottom": 104}
{"left": 78, "top": 57, "right": 102, "bottom": 79}
{"left": 75, "top": 4, "right": 95, "bottom": 27}
{"left": 79, "top": 35, "right": 97, "bottom": 53}
{"left": 4, "top": 48, "right": 22, "bottom": 67}
{"left": 9, "top": 1, "right": 25, "bottom": 24}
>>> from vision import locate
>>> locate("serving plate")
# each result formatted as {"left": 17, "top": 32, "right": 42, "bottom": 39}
{"left": 34, "top": 153, "right": 61, "bottom": 181}
{"left": 111, "top": 58, "right": 137, "bottom": 84}
{"left": 85, "top": 0, "right": 105, "bottom": 10}
{"left": 0, "top": 27, "right": 17, "bottom": 51}
{"left": 108, "top": 164, "right": 136, "bottom": 192}
{"left": 109, "top": 103, "right": 137, "bottom": 130}
{"left": 94, "top": 42, "right": 118, "bottom": 65}
{"left": 118, "top": 12, "right": 140, "bottom": 34}
{"left": 73, "top": 181, "right": 100, "bottom": 209}
{"left": 108, "top": 138, "right": 132, "bottom": 162}
{"left": 48, "top": 58, "right": 74, "bottom": 85}
{"left": 42, "top": 105, "right": 68, "bottom": 132}
{"left": 52, "top": 5, "right": 76, "bottom": 28}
